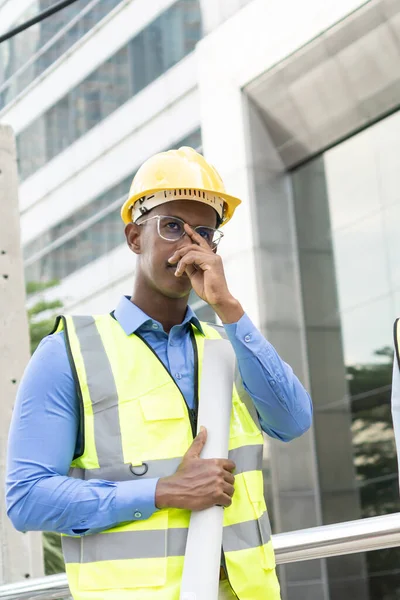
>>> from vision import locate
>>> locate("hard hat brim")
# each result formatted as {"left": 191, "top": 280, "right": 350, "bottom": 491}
{"left": 121, "top": 187, "right": 241, "bottom": 227}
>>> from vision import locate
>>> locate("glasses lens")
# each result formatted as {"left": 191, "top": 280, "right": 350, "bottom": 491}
{"left": 158, "top": 216, "right": 185, "bottom": 241}
{"left": 196, "top": 227, "right": 222, "bottom": 248}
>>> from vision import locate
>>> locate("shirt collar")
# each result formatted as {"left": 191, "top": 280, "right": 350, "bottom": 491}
{"left": 114, "top": 296, "right": 204, "bottom": 336}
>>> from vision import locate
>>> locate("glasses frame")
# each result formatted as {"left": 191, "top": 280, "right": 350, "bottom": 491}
{"left": 137, "top": 214, "right": 224, "bottom": 249}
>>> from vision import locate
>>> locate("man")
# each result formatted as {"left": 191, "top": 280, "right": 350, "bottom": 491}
{"left": 7, "top": 147, "right": 312, "bottom": 599}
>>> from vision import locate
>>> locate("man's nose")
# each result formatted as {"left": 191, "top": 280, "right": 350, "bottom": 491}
{"left": 178, "top": 230, "right": 195, "bottom": 248}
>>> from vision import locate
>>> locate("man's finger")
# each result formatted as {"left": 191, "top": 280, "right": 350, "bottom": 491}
{"left": 177, "top": 251, "right": 214, "bottom": 276}
{"left": 223, "top": 471, "right": 235, "bottom": 485}
{"left": 223, "top": 482, "right": 235, "bottom": 498}
{"left": 220, "top": 459, "right": 236, "bottom": 472}
{"left": 184, "top": 223, "right": 210, "bottom": 249}
{"left": 168, "top": 244, "right": 209, "bottom": 265}
{"left": 184, "top": 426, "right": 207, "bottom": 459}
{"left": 175, "top": 252, "right": 211, "bottom": 277}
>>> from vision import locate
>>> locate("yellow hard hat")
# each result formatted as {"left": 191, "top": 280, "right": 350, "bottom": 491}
{"left": 120, "top": 146, "right": 241, "bottom": 226}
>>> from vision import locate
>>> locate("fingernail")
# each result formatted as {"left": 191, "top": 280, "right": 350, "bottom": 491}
{"left": 168, "top": 256, "right": 174, "bottom": 263}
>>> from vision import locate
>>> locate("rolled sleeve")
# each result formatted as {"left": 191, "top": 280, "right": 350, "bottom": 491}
{"left": 224, "top": 313, "right": 313, "bottom": 441}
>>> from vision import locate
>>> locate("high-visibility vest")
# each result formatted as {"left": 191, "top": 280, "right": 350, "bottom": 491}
{"left": 55, "top": 314, "right": 281, "bottom": 600}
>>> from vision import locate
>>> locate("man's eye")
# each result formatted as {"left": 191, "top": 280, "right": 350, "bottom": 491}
{"left": 166, "top": 221, "right": 180, "bottom": 230}
{"left": 198, "top": 228, "right": 212, "bottom": 241}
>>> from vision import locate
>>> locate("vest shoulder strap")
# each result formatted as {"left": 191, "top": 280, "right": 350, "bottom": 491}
{"left": 50, "top": 314, "right": 65, "bottom": 335}
{"left": 200, "top": 321, "right": 227, "bottom": 339}
{"left": 394, "top": 318, "right": 400, "bottom": 369}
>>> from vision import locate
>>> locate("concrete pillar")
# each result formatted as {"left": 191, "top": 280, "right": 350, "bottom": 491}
{"left": 199, "top": 0, "right": 252, "bottom": 34}
{"left": 0, "top": 125, "right": 44, "bottom": 583}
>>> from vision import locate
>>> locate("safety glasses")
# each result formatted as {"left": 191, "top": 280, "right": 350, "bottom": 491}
{"left": 138, "top": 215, "right": 224, "bottom": 249}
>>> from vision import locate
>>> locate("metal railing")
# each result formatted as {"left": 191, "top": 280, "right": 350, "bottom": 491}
{"left": 0, "top": 512, "right": 399, "bottom": 599}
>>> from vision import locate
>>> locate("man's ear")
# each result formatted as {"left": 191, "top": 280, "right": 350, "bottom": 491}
{"left": 125, "top": 223, "right": 142, "bottom": 255}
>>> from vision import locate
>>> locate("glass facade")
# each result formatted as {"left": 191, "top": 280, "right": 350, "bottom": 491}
{"left": 24, "top": 129, "right": 202, "bottom": 282}
{"left": 0, "top": 0, "right": 123, "bottom": 109}
{"left": 292, "top": 109, "right": 400, "bottom": 600}
{"left": 16, "top": 0, "right": 202, "bottom": 181}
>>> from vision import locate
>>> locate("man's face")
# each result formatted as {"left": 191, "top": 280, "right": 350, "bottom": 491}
{"left": 126, "top": 200, "right": 219, "bottom": 299}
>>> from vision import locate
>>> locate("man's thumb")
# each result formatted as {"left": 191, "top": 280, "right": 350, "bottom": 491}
{"left": 185, "top": 426, "right": 207, "bottom": 459}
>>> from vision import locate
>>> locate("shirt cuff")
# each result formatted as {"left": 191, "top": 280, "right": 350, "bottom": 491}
{"left": 223, "top": 312, "right": 268, "bottom": 359}
{"left": 115, "top": 478, "right": 159, "bottom": 523}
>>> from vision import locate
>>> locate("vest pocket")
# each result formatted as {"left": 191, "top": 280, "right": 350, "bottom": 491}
{"left": 138, "top": 391, "right": 190, "bottom": 458}
{"left": 77, "top": 515, "right": 169, "bottom": 591}
{"left": 139, "top": 389, "right": 186, "bottom": 421}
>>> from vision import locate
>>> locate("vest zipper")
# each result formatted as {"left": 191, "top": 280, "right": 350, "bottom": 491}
{"left": 188, "top": 327, "right": 199, "bottom": 438}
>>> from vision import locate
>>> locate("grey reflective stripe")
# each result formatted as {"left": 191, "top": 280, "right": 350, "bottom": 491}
{"left": 205, "top": 323, "right": 262, "bottom": 432}
{"left": 69, "top": 456, "right": 182, "bottom": 482}
{"left": 229, "top": 444, "right": 263, "bottom": 473}
{"left": 71, "top": 316, "right": 124, "bottom": 468}
{"left": 62, "top": 513, "right": 271, "bottom": 564}
{"left": 223, "top": 511, "right": 271, "bottom": 553}
{"left": 62, "top": 536, "right": 82, "bottom": 564}
{"left": 62, "top": 528, "right": 188, "bottom": 563}
{"left": 69, "top": 444, "right": 263, "bottom": 481}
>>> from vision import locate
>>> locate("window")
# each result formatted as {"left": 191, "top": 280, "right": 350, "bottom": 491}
{"left": 0, "top": 0, "right": 123, "bottom": 109}
{"left": 17, "top": 0, "right": 202, "bottom": 181}
{"left": 291, "top": 109, "right": 400, "bottom": 600}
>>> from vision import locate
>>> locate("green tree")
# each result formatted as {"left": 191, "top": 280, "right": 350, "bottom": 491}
{"left": 26, "top": 280, "right": 65, "bottom": 575}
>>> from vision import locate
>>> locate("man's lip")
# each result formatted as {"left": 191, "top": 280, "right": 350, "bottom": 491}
{"left": 166, "top": 263, "right": 188, "bottom": 278}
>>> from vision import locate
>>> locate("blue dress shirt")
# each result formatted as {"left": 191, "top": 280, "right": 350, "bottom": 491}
{"left": 6, "top": 297, "right": 312, "bottom": 536}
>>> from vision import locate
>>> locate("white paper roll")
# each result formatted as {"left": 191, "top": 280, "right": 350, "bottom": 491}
{"left": 180, "top": 339, "right": 236, "bottom": 600}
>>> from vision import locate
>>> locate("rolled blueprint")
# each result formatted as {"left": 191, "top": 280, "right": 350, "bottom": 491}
{"left": 180, "top": 338, "right": 236, "bottom": 600}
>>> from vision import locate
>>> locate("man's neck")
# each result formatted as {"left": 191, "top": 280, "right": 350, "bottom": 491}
{"left": 131, "top": 280, "right": 190, "bottom": 333}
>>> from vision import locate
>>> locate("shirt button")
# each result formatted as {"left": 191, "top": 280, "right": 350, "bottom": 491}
{"left": 152, "top": 323, "right": 159, "bottom": 330}
{"left": 175, "top": 373, "right": 182, "bottom": 380}
{"left": 244, "top": 334, "right": 251, "bottom": 343}
{"left": 134, "top": 511, "right": 142, "bottom": 519}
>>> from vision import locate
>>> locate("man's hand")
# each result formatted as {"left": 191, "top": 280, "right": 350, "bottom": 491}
{"left": 155, "top": 427, "right": 235, "bottom": 511}
{"left": 167, "top": 224, "right": 244, "bottom": 323}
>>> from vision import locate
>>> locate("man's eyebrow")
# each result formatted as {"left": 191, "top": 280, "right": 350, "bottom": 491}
{"left": 168, "top": 215, "right": 214, "bottom": 227}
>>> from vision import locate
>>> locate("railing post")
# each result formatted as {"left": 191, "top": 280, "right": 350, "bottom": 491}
{"left": 0, "top": 124, "right": 44, "bottom": 583}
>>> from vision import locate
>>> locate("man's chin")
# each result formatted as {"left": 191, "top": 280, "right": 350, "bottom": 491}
{"left": 162, "top": 286, "right": 192, "bottom": 299}
{"left": 160, "top": 279, "right": 192, "bottom": 299}
{"left": 157, "top": 268, "right": 191, "bottom": 298}
{"left": 148, "top": 268, "right": 192, "bottom": 299}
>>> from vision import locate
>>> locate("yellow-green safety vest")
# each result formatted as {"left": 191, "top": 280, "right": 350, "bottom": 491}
{"left": 55, "top": 314, "right": 281, "bottom": 600}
